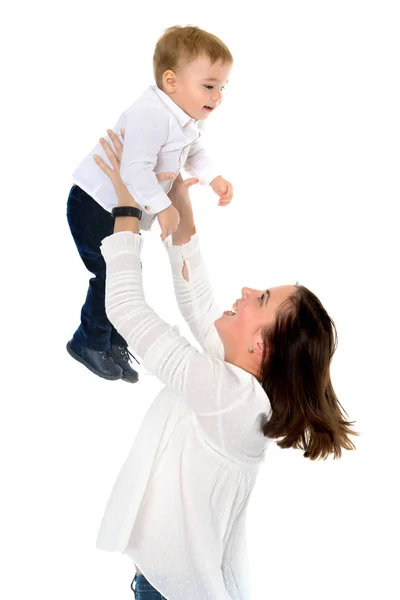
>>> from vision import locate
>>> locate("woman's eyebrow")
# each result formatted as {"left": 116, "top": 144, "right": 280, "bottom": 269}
{"left": 264, "top": 290, "right": 270, "bottom": 306}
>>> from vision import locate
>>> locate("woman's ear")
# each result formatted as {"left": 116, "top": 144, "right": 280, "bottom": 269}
{"left": 162, "top": 70, "right": 177, "bottom": 93}
{"left": 251, "top": 340, "right": 264, "bottom": 357}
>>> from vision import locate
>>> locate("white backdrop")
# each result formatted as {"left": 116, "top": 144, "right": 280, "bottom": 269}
{"left": 2, "top": 1, "right": 399, "bottom": 599}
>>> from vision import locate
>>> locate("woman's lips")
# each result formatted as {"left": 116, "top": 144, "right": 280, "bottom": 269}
{"left": 223, "top": 302, "right": 238, "bottom": 316}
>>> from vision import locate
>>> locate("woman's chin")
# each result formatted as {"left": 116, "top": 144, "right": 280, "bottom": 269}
{"left": 214, "top": 312, "right": 233, "bottom": 333}
{"left": 214, "top": 315, "right": 223, "bottom": 332}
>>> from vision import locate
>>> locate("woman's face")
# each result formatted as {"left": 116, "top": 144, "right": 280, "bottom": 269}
{"left": 215, "top": 285, "right": 297, "bottom": 357}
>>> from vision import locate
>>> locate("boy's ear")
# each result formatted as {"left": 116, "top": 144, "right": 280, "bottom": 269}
{"left": 162, "top": 70, "right": 177, "bottom": 93}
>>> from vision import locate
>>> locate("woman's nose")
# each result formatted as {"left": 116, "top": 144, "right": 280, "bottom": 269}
{"left": 241, "top": 287, "right": 252, "bottom": 298}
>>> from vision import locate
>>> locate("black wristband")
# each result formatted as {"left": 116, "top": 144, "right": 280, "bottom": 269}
{"left": 111, "top": 206, "right": 142, "bottom": 220}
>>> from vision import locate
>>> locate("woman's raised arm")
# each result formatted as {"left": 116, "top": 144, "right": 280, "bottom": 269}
{"left": 160, "top": 174, "right": 223, "bottom": 357}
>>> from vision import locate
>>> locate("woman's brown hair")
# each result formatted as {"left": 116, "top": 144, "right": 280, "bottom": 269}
{"left": 259, "top": 285, "right": 358, "bottom": 460}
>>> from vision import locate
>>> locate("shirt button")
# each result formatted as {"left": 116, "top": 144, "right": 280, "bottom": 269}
{"left": 144, "top": 205, "right": 150, "bottom": 211}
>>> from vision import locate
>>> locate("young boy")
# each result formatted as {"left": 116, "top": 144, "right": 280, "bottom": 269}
{"left": 67, "top": 25, "right": 233, "bottom": 383}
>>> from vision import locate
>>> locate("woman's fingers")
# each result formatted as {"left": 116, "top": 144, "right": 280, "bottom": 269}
{"left": 106, "top": 129, "right": 124, "bottom": 161}
{"left": 99, "top": 137, "right": 120, "bottom": 173}
{"left": 182, "top": 177, "right": 199, "bottom": 188}
{"left": 120, "top": 128, "right": 125, "bottom": 140}
{"left": 160, "top": 225, "right": 179, "bottom": 241}
{"left": 93, "top": 154, "right": 113, "bottom": 178}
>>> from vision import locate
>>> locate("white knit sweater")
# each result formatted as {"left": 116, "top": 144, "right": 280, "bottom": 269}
{"left": 97, "top": 231, "right": 272, "bottom": 600}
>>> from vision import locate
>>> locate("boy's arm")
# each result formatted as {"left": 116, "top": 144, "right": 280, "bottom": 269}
{"left": 184, "top": 138, "right": 221, "bottom": 186}
{"left": 119, "top": 107, "right": 172, "bottom": 217}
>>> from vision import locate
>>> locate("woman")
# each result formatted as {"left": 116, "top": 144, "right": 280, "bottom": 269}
{"left": 93, "top": 130, "right": 357, "bottom": 600}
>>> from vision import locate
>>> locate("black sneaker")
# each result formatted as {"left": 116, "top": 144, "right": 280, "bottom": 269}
{"left": 109, "top": 344, "right": 139, "bottom": 383}
{"left": 66, "top": 340, "right": 123, "bottom": 381}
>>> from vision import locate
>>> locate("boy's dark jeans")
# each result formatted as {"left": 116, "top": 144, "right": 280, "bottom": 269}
{"left": 67, "top": 184, "right": 127, "bottom": 351}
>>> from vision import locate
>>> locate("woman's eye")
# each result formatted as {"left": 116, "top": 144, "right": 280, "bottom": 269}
{"left": 258, "top": 294, "right": 265, "bottom": 304}
{"left": 204, "top": 85, "right": 213, "bottom": 90}
{"left": 221, "top": 86, "right": 225, "bottom": 91}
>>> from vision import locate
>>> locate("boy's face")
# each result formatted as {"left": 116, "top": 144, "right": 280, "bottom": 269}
{"left": 163, "top": 54, "right": 232, "bottom": 121}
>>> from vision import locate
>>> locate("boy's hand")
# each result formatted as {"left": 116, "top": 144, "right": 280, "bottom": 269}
{"left": 157, "top": 204, "right": 181, "bottom": 241}
{"left": 210, "top": 176, "right": 233, "bottom": 206}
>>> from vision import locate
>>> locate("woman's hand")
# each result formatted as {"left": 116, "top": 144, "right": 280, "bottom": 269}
{"left": 94, "top": 129, "right": 139, "bottom": 208}
{"left": 94, "top": 128, "right": 200, "bottom": 244}
{"left": 152, "top": 172, "right": 198, "bottom": 246}
{"left": 94, "top": 129, "right": 198, "bottom": 241}
{"left": 168, "top": 173, "right": 199, "bottom": 213}
{"left": 94, "top": 130, "right": 198, "bottom": 211}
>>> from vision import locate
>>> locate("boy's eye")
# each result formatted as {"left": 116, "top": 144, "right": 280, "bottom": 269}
{"left": 204, "top": 85, "right": 226, "bottom": 91}
{"left": 258, "top": 294, "right": 265, "bottom": 304}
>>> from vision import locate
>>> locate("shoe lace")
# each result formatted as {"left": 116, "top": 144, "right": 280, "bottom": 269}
{"left": 117, "top": 345, "right": 140, "bottom": 365}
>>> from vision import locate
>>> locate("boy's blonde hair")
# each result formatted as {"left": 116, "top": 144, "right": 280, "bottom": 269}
{"left": 153, "top": 25, "right": 233, "bottom": 89}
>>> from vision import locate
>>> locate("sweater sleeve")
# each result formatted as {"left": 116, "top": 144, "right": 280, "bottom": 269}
{"left": 100, "top": 231, "right": 229, "bottom": 414}
{"left": 163, "top": 233, "right": 224, "bottom": 359}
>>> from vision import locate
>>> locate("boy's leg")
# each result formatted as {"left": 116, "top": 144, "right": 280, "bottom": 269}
{"left": 66, "top": 185, "right": 138, "bottom": 382}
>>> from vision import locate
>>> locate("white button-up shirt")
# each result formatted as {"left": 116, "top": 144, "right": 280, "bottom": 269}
{"left": 72, "top": 86, "right": 220, "bottom": 230}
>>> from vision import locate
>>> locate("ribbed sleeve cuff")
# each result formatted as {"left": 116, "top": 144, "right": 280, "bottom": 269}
{"left": 163, "top": 232, "right": 200, "bottom": 264}
{"left": 100, "top": 231, "right": 143, "bottom": 259}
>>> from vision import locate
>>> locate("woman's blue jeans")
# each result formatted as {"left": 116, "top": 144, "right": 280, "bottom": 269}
{"left": 131, "top": 573, "right": 167, "bottom": 599}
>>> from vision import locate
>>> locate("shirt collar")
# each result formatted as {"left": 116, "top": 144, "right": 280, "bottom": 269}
{"left": 152, "top": 85, "right": 197, "bottom": 129}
